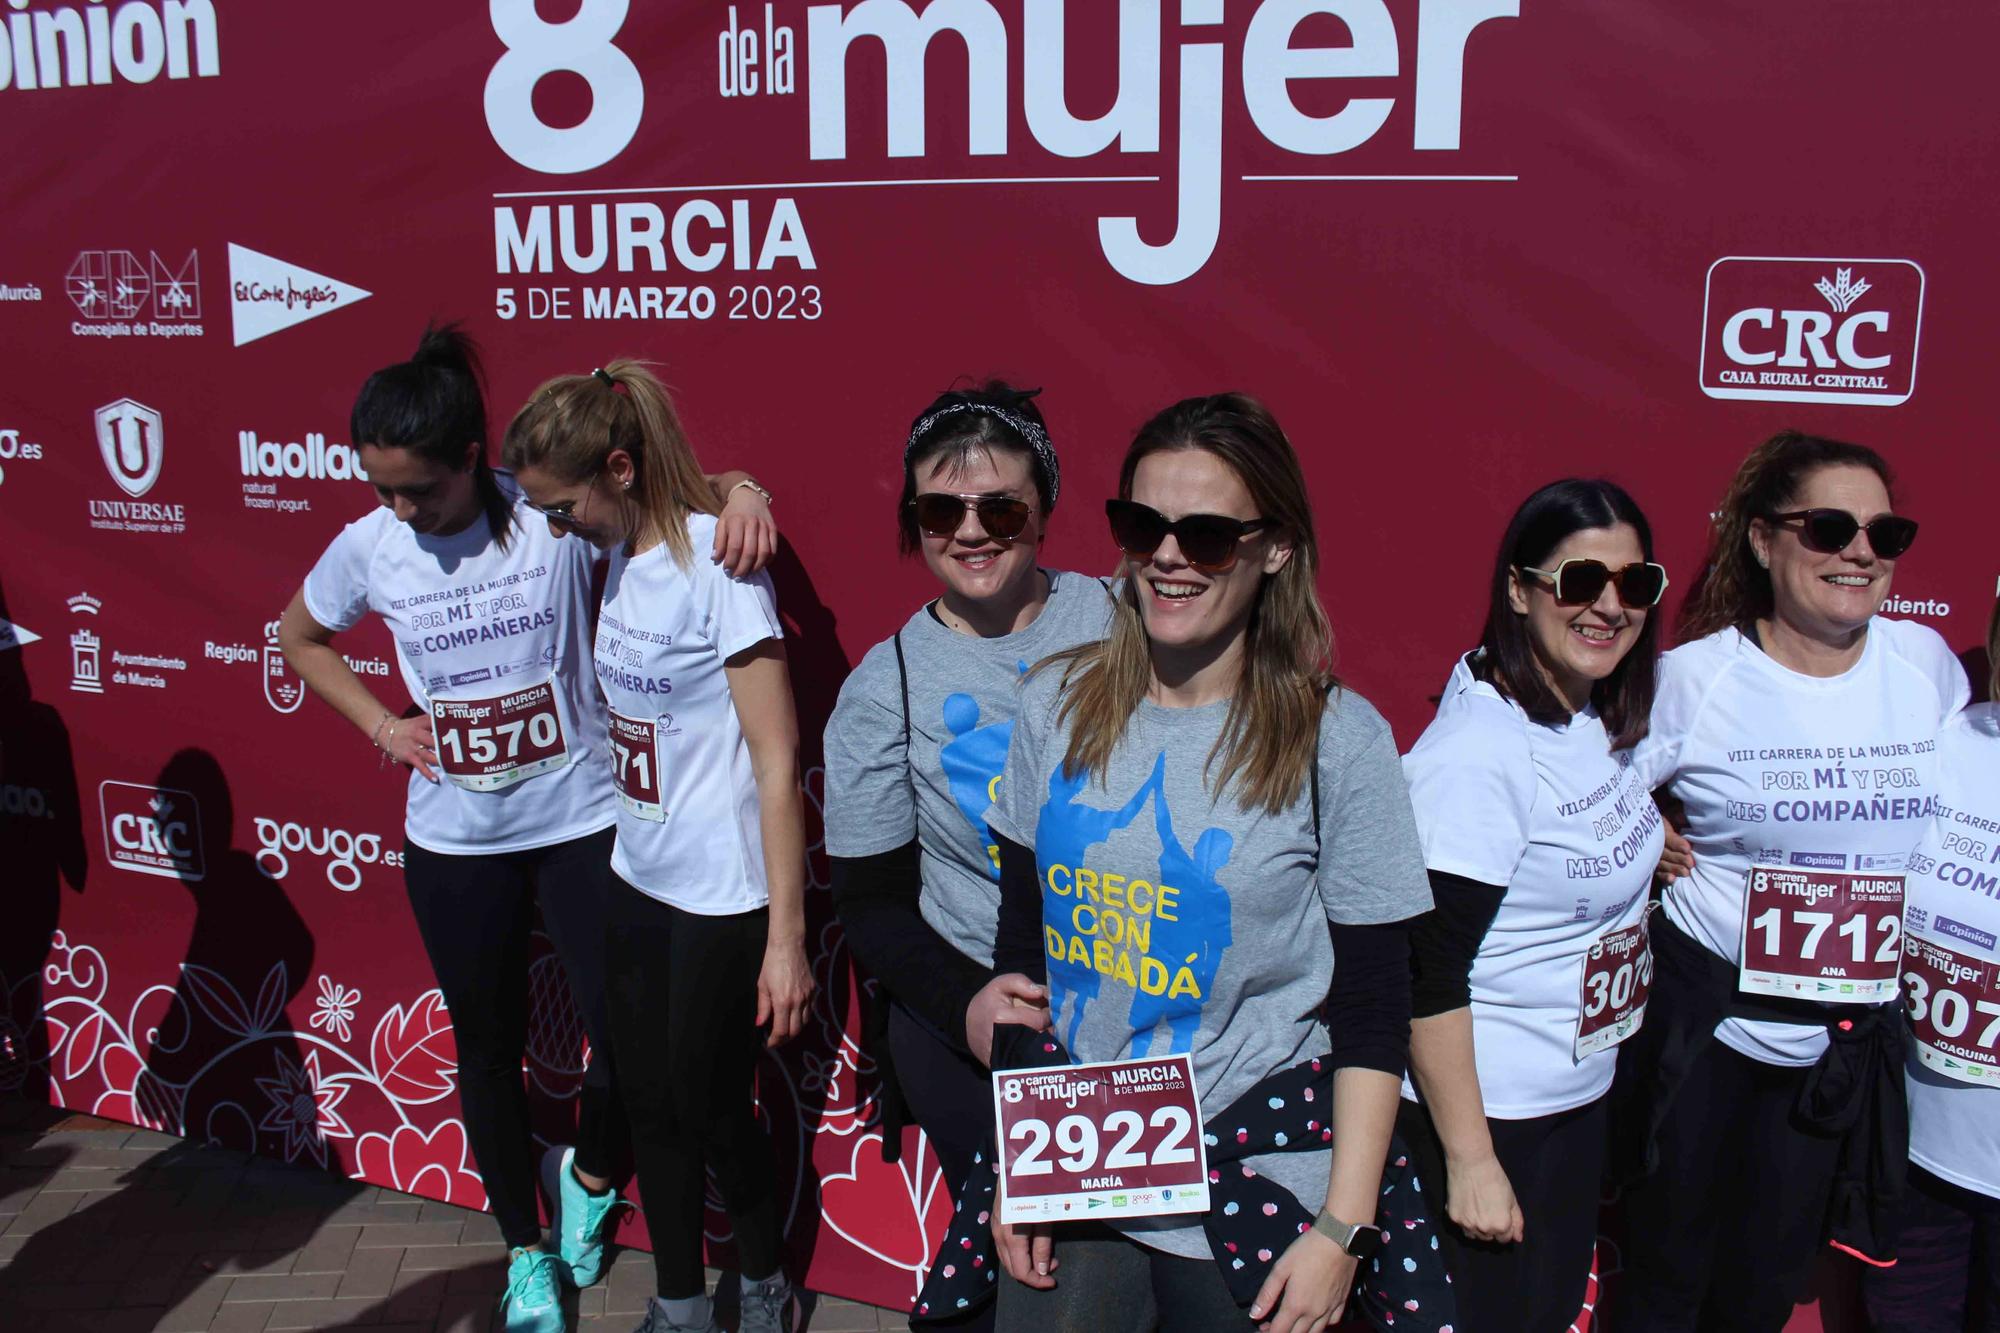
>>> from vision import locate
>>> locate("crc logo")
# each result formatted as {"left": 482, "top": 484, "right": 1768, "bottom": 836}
{"left": 66, "top": 249, "right": 201, "bottom": 321}
{"left": 253, "top": 818, "right": 400, "bottom": 892}
{"left": 100, "top": 781, "right": 204, "bottom": 881}
{"left": 94, "top": 398, "right": 164, "bottom": 498}
{"left": 1700, "top": 257, "right": 1925, "bottom": 407}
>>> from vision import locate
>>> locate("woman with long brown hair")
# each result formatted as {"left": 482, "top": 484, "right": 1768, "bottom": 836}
{"left": 982, "top": 394, "right": 1431, "bottom": 1332}
{"left": 504, "top": 363, "right": 813, "bottom": 1333}
{"left": 1607, "top": 430, "right": 1968, "bottom": 1331}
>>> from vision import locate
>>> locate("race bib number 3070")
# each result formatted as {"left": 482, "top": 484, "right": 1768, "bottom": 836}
{"left": 1739, "top": 868, "right": 1903, "bottom": 1003}
{"left": 993, "top": 1054, "right": 1210, "bottom": 1225}
{"left": 1576, "top": 916, "right": 1653, "bottom": 1059}
{"left": 430, "top": 682, "right": 569, "bottom": 792}
{"left": 1903, "top": 935, "right": 2000, "bottom": 1086}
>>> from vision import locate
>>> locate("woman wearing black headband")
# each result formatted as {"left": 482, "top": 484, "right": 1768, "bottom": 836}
{"left": 823, "top": 383, "right": 1116, "bottom": 1331}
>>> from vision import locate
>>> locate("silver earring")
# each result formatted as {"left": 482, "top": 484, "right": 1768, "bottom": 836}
{"left": 621, "top": 479, "right": 632, "bottom": 492}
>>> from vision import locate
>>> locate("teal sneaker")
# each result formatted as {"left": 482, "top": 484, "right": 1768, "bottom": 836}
{"left": 500, "top": 1246, "right": 564, "bottom": 1333}
{"left": 541, "top": 1144, "right": 619, "bottom": 1287}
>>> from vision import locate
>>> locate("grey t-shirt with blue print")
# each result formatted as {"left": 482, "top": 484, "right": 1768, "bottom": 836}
{"left": 823, "top": 570, "right": 1116, "bottom": 967}
{"left": 986, "top": 671, "right": 1432, "bottom": 1256}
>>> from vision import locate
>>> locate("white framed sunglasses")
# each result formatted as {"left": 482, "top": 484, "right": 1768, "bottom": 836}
{"left": 1519, "top": 558, "right": 1669, "bottom": 608}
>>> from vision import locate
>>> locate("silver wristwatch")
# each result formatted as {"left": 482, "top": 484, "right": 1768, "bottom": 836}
{"left": 1310, "top": 1208, "right": 1385, "bottom": 1260}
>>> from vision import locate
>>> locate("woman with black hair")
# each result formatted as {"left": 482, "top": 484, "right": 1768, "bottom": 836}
{"left": 278, "top": 327, "right": 776, "bottom": 1333}
{"left": 1391, "top": 480, "right": 1668, "bottom": 1331}
{"left": 822, "top": 383, "right": 1115, "bottom": 1332}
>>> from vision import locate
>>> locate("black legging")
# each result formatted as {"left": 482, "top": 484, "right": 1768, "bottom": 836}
{"left": 1397, "top": 1094, "right": 1607, "bottom": 1333}
{"left": 605, "top": 875, "right": 782, "bottom": 1298}
{"left": 402, "top": 826, "right": 626, "bottom": 1249}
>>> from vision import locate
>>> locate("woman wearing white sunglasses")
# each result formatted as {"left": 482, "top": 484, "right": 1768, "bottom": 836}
{"left": 1392, "top": 479, "right": 1668, "bottom": 1332}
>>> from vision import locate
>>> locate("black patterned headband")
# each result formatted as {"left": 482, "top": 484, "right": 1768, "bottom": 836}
{"left": 904, "top": 402, "right": 1060, "bottom": 506}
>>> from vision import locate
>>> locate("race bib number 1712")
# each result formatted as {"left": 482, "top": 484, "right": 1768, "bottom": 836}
{"left": 1738, "top": 867, "right": 1903, "bottom": 1003}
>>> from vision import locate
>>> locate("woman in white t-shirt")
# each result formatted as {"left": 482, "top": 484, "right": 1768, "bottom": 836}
{"left": 1864, "top": 598, "right": 2000, "bottom": 1331}
{"left": 1396, "top": 479, "right": 1667, "bottom": 1332}
{"left": 503, "top": 362, "right": 813, "bottom": 1333}
{"left": 278, "top": 328, "right": 775, "bottom": 1333}
{"left": 1605, "top": 431, "right": 1968, "bottom": 1332}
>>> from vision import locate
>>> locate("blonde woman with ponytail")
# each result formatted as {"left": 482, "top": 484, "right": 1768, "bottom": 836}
{"left": 981, "top": 394, "right": 1432, "bottom": 1333}
{"left": 505, "top": 362, "right": 812, "bottom": 1333}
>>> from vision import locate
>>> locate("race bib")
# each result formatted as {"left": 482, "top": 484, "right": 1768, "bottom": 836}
{"left": 1739, "top": 867, "right": 1903, "bottom": 1003}
{"left": 607, "top": 709, "right": 664, "bottom": 822}
{"left": 1576, "top": 913, "right": 1653, "bottom": 1059}
{"left": 429, "top": 680, "right": 569, "bottom": 792}
{"left": 1903, "top": 934, "right": 2000, "bottom": 1086}
{"left": 993, "top": 1054, "right": 1210, "bottom": 1225}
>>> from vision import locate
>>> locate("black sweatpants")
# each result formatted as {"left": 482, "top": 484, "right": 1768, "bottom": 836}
{"left": 888, "top": 1001, "right": 997, "bottom": 1333}
{"left": 1863, "top": 1164, "right": 2000, "bottom": 1332}
{"left": 1396, "top": 1095, "right": 1606, "bottom": 1333}
{"left": 401, "top": 826, "right": 626, "bottom": 1250}
{"left": 1605, "top": 1038, "right": 1840, "bottom": 1332}
{"left": 993, "top": 1222, "right": 1254, "bottom": 1332}
{"left": 605, "top": 875, "right": 781, "bottom": 1298}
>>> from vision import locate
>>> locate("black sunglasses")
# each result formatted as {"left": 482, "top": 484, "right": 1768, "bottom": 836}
{"left": 908, "top": 492, "right": 1034, "bottom": 541}
{"left": 1519, "top": 559, "right": 1669, "bottom": 608}
{"left": 1105, "top": 499, "right": 1273, "bottom": 573}
{"left": 1766, "top": 509, "right": 1918, "bottom": 559}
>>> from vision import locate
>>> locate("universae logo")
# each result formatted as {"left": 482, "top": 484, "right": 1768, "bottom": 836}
{"left": 1700, "top": 257, "right": 1925, "bottom": 407}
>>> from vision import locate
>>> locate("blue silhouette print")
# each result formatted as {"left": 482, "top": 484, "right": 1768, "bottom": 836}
{"left": 938, "top": 692, "right": 1013, "bottom": 879}
{"left": 1036, "top": 753, "right": 1167, "bottom": 1051}
{"left": 1129, "top": 788, "right": 1234, "bottom": 1058}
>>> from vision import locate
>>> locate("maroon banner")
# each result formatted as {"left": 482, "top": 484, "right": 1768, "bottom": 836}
{"left": 3, "top": 3, "right": 1996, "bottom": 1323}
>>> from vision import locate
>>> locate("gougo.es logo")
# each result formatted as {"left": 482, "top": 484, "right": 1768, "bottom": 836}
{"left": 254, "top": 818, "right": 402, "bottom": 892}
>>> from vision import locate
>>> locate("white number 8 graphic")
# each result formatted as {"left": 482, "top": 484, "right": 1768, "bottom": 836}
{"left": 486, "top": 0, "right": 644, "bottom": 174}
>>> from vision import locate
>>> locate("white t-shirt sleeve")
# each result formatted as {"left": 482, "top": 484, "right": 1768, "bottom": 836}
{"left": 1889, "top": 618, "right": 1973, "bottom": 726}
{"left": 695, "top": 561, "right": 783, "bottom": 662}
{"left": 1402, "top": 702, "right": 1535, "bottom": 887}
{"left": 1626, "top": 641, "right": 1716, "bottom": 790}
{"left": 300, "top": 516, "right": 379, "bottom": 632}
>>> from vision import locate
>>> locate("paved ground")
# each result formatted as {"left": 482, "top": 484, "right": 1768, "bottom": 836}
{"left": 0, "top": 1103, "right": 912, "bottom": 1332}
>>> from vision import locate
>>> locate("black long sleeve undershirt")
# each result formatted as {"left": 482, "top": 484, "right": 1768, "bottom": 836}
{"left": 1407, "top": 869, "right": 1507, "bottom": 1019}
{"left": 1325, "top": 919, "right": 1417, "bottom": 1078}
{"left": 993, "top": 833, "right": 1046, "bottom": 982}
{"left": 830, "top": 841, "right": 992, "bottom": 1054}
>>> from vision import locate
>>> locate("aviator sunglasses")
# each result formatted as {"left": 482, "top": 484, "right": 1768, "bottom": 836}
{"left": 908, "top": 492, "right": 1035, "bottom": 542}
{"left": 1765, "top": 508, "right": 1918, "bottom": 559}
{"left": 1519, "top": 558, "right": 1669, "bottom": 608}
{"left": 1105, "top": 499, "right": 1273, "bottom": 573}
